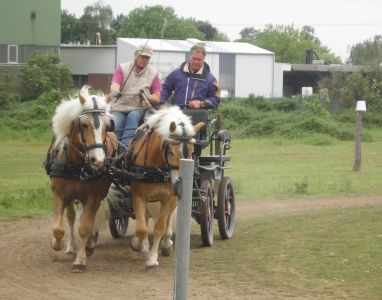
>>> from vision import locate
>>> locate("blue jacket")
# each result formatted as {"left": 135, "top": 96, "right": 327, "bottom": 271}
{"left": 161, "top": 62, "right": 220, "bottom": 109}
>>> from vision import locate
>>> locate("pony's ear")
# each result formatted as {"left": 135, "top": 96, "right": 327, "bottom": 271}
{"left": 106, "top": 93, "right": 113, "bottom": 103}
{"left": 193, "top": 122, "right": 205, "bottom": 133}
{"left": 169, "top": 121, "right": 177, "bottom": 133}
{"left": 79, "top": 92, "right": 86, "bottom": 105}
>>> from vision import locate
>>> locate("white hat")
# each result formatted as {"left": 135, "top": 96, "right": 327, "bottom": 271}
{"left": 136, "top": 44, "right": 153, "bottom": 57}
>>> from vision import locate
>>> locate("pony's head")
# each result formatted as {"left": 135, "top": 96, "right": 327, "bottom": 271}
{"left": 146, "top": 106, "right": 205, "bottom": 178}
{"left": 52, "top": 85, "right": 115, "bottom": 170}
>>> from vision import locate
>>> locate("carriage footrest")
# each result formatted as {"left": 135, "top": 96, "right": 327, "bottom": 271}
{"left": 199, "top": 155, "right": 230, "bottom": 163}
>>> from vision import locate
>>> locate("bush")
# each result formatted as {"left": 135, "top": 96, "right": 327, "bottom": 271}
{"left": 0, "top": 69, "right": 19, "bottom": 107}
{"left": 319, "top": 67, "right": 382, "bottom": 112}
{"left": 19, "top": 53, "right": 74, "bottom": 100}
{"left": 37, "top": 89, "right": 63, "bottom": 106}
{"left": 271, "top": 98, "right": 302, "bottom": 112}
{"left": 244, "top": 94, "right": 272, "bottom": 111}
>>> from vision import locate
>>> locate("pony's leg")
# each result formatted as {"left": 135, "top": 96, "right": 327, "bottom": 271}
{"left": 64, "top": 202, "right": 77, "bottom": 254}
{"left": 51, "top": 194, "right": 66, "bottom": 251}
{"left": 72, "top": 199, "right": 100, "bottom": 272}
{"left": 161, "top": 209, "right": 175, "bottom": 257}
{"left": 86, "top": 202, "right": 105, "bottom": 254}
{"left": 146, "top": 197, "right": 177, "bottom": 267}
{"left": 131, "top": 196, "right": 149, "bottom": 254}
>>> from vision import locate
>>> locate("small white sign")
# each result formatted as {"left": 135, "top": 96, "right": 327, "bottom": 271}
{"left": 356, "top": 100, "right": 366, "bottom": 111}
{"left": 301, "top": 87, "right": 313, "bottom": 97}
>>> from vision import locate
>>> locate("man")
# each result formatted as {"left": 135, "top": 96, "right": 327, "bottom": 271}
{"left": 110, "top": 43, "right": 162, "bottom": 146}
{"left": 161, "top": 44, "right": 220, "bottom": 109}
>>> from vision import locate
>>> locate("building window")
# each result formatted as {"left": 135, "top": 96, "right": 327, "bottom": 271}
{"left": 219, "top": 53, "right": 235, "bottom": 94}
{"left": 8, "top": 45, "right": 18, "bottom": 64}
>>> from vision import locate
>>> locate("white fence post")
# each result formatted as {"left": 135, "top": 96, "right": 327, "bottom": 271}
{"left": 173, "top": 159, "right": 194, "bottom": 300}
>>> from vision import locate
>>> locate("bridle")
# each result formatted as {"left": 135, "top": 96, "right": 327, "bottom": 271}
{"left": 163, "top": 122, "right": 194, "bottom": 170}
{"left": 75, "top": 97, "right": 114, "bottom": 165}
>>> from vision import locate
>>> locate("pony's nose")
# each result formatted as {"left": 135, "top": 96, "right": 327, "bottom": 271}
{"left": 90, "top": 157, "right": 103, "bottom": 169}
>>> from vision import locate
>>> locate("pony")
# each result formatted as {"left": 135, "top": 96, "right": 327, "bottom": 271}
{"left": 46, "top": 85, "right": 118, "bottom": 272}
{"left": 125, "top": 106, "right": 204, "bottom": 267}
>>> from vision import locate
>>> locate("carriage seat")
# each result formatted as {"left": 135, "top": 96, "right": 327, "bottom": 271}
{"left": 181, "top": 109, "right": 209, "bottom": 126}
{"left": 181, "top": 109, "right": 209, "bottom": 147}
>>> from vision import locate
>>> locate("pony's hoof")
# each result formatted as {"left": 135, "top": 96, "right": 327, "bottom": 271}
{"left": 161, "top": 247, "right": 172, "bottom": 257}
{"left": 145, "top": 260, "right": 159, "bottom": 268}
{"left": 51, "top": 238, "right": 64, "bottom": 251}
{"left": 86, "top": 246, "right": 95, "bottom": 257}
{"left": 72, "top": 263, "right": 86, "bottom": 273}
{"left": 65, "top": 243, "right": 77, "bottom": 254}
{"left": 131, "top": 236, "right": 141, "bottom": 252}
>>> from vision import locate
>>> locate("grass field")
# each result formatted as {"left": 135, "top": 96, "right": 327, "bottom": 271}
{"left": 229, "top": 131, "right": 382, "bottom": 199}
{"left": 1, "top": 131, "right": 382, "bottom": 220}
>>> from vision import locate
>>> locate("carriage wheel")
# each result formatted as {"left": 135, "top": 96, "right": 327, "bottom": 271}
{"left": 109, "top": 214, "right": 128, "bottom": 238}
{"left": 217, "top": 176, "right": 235, "bottom": 239}
{"left": 199, "top": 180, "right": 214, "bottom": 247}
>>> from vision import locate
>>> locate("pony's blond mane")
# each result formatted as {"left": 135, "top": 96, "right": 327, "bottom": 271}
{"left": 146, "top": 106, "right": 195, "bottom": 139}
{"left": 52, "top": 85, "right": 110, "bottom": 145}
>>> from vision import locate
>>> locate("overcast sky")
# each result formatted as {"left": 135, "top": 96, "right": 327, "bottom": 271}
{"left": 61, "top": 0, "right": 382, "bottom": 62}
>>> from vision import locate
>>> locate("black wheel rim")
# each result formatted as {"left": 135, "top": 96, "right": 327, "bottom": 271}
{"left": 224, "top": 182, "right": 234, "bottom": 230}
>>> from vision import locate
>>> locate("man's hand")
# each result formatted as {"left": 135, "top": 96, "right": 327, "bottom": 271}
{"left": 111, "top": 90, "right": 122, "bottom": 100}
{"left": 188, "top": 99, "right": 204, "bottom": 109}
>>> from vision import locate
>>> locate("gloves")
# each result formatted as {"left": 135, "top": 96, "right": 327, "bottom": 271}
{"left": 139, "top": 89, "right": 149, "bottom": 103}
{"left": 112, "top": 90, "right": 122, "bottom": 100}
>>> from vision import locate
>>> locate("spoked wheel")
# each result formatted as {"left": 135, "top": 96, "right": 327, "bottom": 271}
{"left": 217, "top": 176, "right": 235, "bottom": 239}
{"left": 109, "top": 213, "right": 128, "bottom": 238}
{"left": 199, "top": 180, "right": 214, "bottom": 247}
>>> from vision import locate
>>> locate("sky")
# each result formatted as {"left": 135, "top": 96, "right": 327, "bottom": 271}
{"left": 61, "top": 0, "right": 382, "bottom": 62}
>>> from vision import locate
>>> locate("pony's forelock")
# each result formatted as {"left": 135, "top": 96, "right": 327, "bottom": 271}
{"left": 52, "top": 85, "right": 111, "bottom": 141}
{"left": 146, "top": 106, "right": 195, "bottom": 139}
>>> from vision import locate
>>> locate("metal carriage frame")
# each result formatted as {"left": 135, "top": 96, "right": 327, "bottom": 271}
{"left": 107, "top": 109, "right": 235, "bottom": 247}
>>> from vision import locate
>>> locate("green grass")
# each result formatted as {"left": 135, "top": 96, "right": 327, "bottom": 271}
{"left": 1, "top": 129, "right": 382, "bottom": 219}
{"left": 228, "top": 131, "right": 382, "bottom": 199}
{"left": 190, "top": 205, "right": 382, "bottom": 298}
{"left": 0, "top": 142, "right": 51, "bottom": 220}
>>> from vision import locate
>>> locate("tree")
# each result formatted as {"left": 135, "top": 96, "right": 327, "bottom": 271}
{"left": 349, "top": 35, "right": 382, "bottom": 66}
{"left": 61, "top": 10, "right": 86, "bottom": 44}
{"left": 118, "top": 5, "right": 203, "bottom": 40}
{"left": 189, "top": 19, "right": 228, "bottom": 41}
{"left": 237, "top": 24, "right": 341, "bottom": 64}
{"left": 82, "top": 1, "right": 114, "bottom": 44}
{"left": 19, "top": 53, "right": 73, "bottom": 100}
{"left": 239, "top": 27, "right": 259, "bottom": 40}
{"left": 111, "top": 13, "right": 125, "bottom": 42}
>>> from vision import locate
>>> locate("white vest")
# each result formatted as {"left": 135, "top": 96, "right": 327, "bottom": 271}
{"left": 111, "top": 61, "right": 158, "bottom": 112}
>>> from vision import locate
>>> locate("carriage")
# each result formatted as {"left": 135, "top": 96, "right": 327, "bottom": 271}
{"left": 107, "top": 109, "right": 235, "bottom": 247}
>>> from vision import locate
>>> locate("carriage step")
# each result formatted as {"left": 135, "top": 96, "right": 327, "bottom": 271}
{"left": 199, "top": 155, "right": 230, "bottom": 163}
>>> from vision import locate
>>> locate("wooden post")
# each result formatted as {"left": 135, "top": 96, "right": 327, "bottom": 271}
{"left": 353, "top": 101, "right": 366, "bottom": 172}
{"left": 173, "top": 159, "right": 194, "bottom": 300}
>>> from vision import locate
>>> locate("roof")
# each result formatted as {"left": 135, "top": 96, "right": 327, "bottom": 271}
{"left": 117, "top": 38, "right": 274, "bottom": 56}
{"left": 290, "top": 63, "right": 366, "bottom": 72}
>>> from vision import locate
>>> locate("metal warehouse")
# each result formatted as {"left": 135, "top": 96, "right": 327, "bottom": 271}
{"left": 117, "top": 38, "right": 277, "bottom": 98}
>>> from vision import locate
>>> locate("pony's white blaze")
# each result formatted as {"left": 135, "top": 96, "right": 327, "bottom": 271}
{"left": 89, "top": 124, "right": 106, "bottom": 168}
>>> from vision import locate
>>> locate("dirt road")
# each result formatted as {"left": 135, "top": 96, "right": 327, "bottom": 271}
{"left": 1, "top": 196, "right": 382, "bottom": 300}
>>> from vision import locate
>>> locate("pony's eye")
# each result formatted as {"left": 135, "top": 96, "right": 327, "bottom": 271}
{"left": 81, "top": 123, "right": 88, "bottom": 129}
